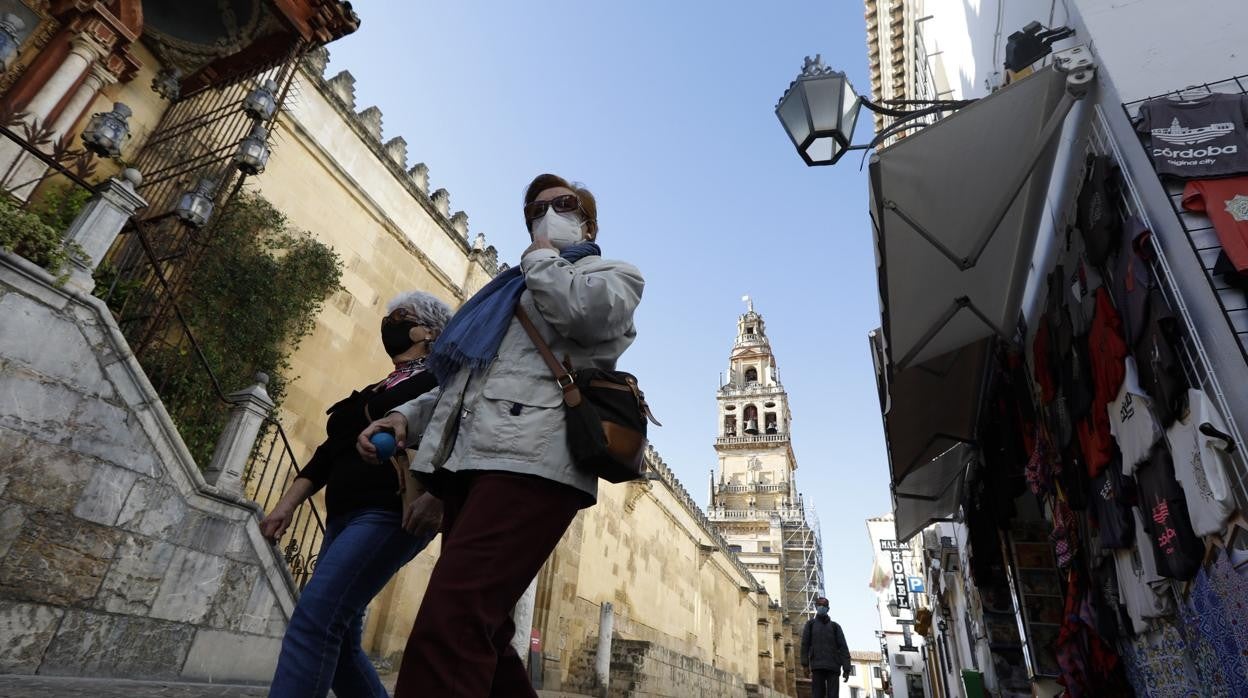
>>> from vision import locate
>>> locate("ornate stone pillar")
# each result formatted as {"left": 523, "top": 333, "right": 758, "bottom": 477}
{"left": 25, "top": 34, "right": 105, "bottom": 121}
{"left": 205, "top": 374, "right": 276, "bottom": 497}
{"left": 50, "top": 62, "right": 115, "bottom": 140}
{"left": 61, "top": 168, "right": 145, "bottom": 293}
{"left": 0, "top": 34, "right": 107, "bottom": 196}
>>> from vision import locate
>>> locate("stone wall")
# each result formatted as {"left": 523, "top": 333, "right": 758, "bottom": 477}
{"left": 534, "top": 448, "right": 794, "bottom": 696}
{"left": 0, "top": 251, "right": 295, "bottom": 683}
{"left": 563, "top": 639, "right": 789, "bottom": 698}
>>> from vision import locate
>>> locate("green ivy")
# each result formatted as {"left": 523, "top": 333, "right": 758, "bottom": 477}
{"left": 0, "top": 187, "right": 86, "bottom": 276}
{"left": 117, "top": 191, "right": 343, "bottom": 466}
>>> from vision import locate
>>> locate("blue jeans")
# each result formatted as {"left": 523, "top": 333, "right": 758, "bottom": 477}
{"left": 270, "top": 508, "right": 433, "bottom": 698}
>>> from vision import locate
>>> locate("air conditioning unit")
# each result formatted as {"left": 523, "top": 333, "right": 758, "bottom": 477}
{"left": 892, "top": 654, "right": 911, "bottom": 668}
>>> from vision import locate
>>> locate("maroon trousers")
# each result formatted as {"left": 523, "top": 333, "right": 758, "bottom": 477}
{"left": 394, "top": 472, "right": 582, "bottom": 697}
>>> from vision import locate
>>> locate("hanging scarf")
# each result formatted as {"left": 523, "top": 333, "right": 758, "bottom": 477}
{"left": 427, "top": 241, "right": 601, "bottom": 385}
{"left": 381, "top": 357, "right": 428, "bottom": 390}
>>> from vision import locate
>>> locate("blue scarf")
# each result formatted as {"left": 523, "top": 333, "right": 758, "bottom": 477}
{"left": 427, "top": 241, "right": 601, "bottom": 384}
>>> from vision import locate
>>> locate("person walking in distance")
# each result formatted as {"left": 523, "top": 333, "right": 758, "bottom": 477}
{"left": 801, "top": 596, "right": 852, "bottom": 698}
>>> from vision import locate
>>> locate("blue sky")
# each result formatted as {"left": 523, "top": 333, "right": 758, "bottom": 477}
{"left": 328, "top": 1, "right": 891, "bottom": 649}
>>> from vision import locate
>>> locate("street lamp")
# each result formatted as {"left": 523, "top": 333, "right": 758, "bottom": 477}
{"left": 233, "top": 123, "right": 271, "bottom": 175}
{"left": 176, "top": 178, "right": 216, "bottom": 227}
{"left": 152, "top": 67, "right": 182, "bottom": 101}
{"left": 81, "top": 102, "right": 132, "bottom": 158}
{"left": 242, "top": 79, "right": 278, "bottom": 121}
{"left": 775, "top": 54, "right": 974, "bottom": 166}
{"left": 886, "top": 599, "right": 899, "bottom": 618}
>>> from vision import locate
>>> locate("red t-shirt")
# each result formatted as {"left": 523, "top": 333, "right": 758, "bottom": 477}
{"left": 1183, "top": 176, "right": 1248, "bottom": 273}
{"left": 1077, "top": 288, "right": 1128, "bottom": 477}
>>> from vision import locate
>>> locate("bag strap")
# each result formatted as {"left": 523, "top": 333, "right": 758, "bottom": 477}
{"left": 515, "top": 306, "right": 583, "bottom": 408}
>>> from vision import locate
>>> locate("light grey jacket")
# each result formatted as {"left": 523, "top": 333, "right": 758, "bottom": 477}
{"left": 391, "top": 248, "right": 644, "bottom": 501}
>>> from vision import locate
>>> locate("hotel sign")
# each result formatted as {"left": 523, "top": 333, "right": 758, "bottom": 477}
{"left": 879, "top": 540, "right": 910, "bottom": 609}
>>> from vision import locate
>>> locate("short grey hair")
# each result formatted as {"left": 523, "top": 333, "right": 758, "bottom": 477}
{"left": 385, "top": 290, "right": 453, "bottom": 332}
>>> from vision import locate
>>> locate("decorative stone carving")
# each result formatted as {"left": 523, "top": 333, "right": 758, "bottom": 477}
{"left": 383, "top": 136, "right": 407, "bottom": 167}
{"left": 450, "top": 210, "right": 468, "bottom": 238}
{"left": 430, "top": 188, "right": 450, "bottom": 217}
{"left": 472, "top": 232, "right": 487, "bottom": 251}
{"left": 326, "top": 70, "right": 356, "bottom": 109}
{"left": 62, "top": 168, "right": 147, "bottom": 294}
{"left": 356, "top": 106, "right": 382, "bottom": 141}
{"left": 408, "top": 162, "right": 429, "bottom": 193}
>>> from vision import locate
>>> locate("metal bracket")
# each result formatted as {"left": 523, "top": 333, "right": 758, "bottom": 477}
{"left": 1054, "top": 44, "right": 1097, "bottom": 98}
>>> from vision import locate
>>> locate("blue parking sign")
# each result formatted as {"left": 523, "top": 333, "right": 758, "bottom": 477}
{"left": 908, "top": 576, "right": 925, "bottom": 593}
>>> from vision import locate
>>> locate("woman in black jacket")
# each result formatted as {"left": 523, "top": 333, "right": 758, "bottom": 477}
{"left": 263, "top": 290, "right": 451, "bottom": 698}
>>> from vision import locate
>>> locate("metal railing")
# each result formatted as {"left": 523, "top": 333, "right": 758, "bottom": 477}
{"left": 245, "top": 418, "right": 325, "bottom": 591}
{"left": 707, "top": 507, "right": 808, "bottom": 522}
{"left": 716, "top": 433, "right": 791, "bottom": 446}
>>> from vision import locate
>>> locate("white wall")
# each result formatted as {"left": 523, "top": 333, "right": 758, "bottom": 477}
{"left": 1073, "top": 0, "right": 1248, "bottom": 103}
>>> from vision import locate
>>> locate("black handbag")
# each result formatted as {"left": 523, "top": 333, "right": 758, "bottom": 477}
{"left": 515, "top": 306, "right": 660, "bottom": 483}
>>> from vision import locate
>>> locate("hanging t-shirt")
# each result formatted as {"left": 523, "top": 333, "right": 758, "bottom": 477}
{"left": 1078, "top": 288, "right": 1128, "bottom": 477}
{"left": 1182, "top": 176, "right": 1248, "bottom": 273}
{"left": 1109, "top": 357, "right": 1164, "bottom": 475}
{"left": 1090, "top": 455, "right": 1135, "bottom": 549}
{"left": 1108, "top": 217, "right": 1152, "bottom": 347}
{"left": 1136, "top": 93, "right": 1248, "bottom": 179}
{"left": 1135, "top": 443, "right": 1204, "bottom": 581}
{"left": 1113, "top": 509, "right": 1171, "bottom": 634}
{"left": 1165, "top": 389, "right": 1238, "bottom": 536}
{"left": 1077, "top": 155, "right": 1123, "bottom": 266}
{"left": 1133, "top": 288, "right": 1188, "bottom": 428}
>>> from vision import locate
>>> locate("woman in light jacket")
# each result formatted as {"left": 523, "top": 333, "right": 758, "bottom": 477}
{"left": 357, "top": 173, "right": 644, "bottom": 697}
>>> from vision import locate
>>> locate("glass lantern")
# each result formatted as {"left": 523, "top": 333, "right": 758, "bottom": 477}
{"left": 242, "top": 79, "right": 278, "bottom": 121}
{"left": 81, "top": 102, "right": 132, "bottom": 158}
{"left": 151, "top": 67, "right": 181, "bottom": 101}
{"left": 233, "top": 123, "right": 270, "bottom": 175}
{"left": 0, "top": 13, "right": 25, "bottom": 72}
{"left": 176, "top": 178, "right": 216, "bottom": 228}
{"left": 775, "top": 55, "right": 862, "bottom": 166}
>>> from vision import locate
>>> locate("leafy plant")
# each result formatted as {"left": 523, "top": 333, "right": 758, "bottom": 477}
{"left": 0, "top": 194, "right": 83, "bottom": 276}
{"left": 118, "top": 191, "right": 342, "bottom": 466}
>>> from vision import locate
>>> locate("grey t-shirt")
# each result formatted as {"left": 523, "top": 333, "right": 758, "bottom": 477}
{"left": 1136, "top": 93, "right": 1248, "bottom": 178}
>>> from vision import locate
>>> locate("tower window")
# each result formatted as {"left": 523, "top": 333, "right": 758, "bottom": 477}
{"left": 765, "top": 413, "right": 778, "bottom": 434}
{"left": 745, "top": 367, "right": 758, "bottom": 384}
{"left": 743, "top": 405, "right": 759, "bottom": 433}
{"left": 729, "top": 544, "right": 743, "bottom": 553}
{"left": 746, "top": 326, "right": 755, "bottom": 335}
{"left": 723, "top": 414, "right": 737, "bottom": 437}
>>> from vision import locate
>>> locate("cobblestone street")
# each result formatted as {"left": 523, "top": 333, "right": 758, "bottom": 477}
{"left": 0, "top": 676, "right": 270, "bottom": 697}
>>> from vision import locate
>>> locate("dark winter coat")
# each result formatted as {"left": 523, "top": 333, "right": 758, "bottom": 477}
{"left": 800, "top": 616, "right": 850, "bottom": 672}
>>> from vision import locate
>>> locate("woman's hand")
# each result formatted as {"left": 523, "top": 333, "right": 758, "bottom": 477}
{"left": 402, "top": 492, "right": 443, "bottom": 536}
{"left": 259, "top": 505, "right": 293, "bottom": 542}
{"left": 357, "top": 412, "right": 409, "bottom": 463}
{"left": 523, "top": 231, "right": 556, "bottom": 258}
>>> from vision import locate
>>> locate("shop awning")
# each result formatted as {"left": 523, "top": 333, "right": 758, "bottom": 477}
{"left": 883, "top": 339, "right": 991, "bottom": 542}
{"left": 869, "top": 65, "right": 1077, "bottom": 371}
{"left": 894, "top": 443, "right": 976, "bottom": 542}
{"left": 883, "top": 338, "right": 992, "bottom": 485}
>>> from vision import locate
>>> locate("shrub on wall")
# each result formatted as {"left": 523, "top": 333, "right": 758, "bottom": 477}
{"left": 114, "top": 191, "right": 342, "bottom": 466}
{"left": 0, "top": 184, "right": 88, "bottom": 274}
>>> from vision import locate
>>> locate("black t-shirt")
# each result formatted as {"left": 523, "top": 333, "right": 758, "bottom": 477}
{"left": 297, "top": 371, "right": 438, "bottom": 521}
{"left": 1134, "top": 442, "right": 1203, "bottom": 581}
{"left": 1089, "top": 454, "right": 1134, "bottom": 549}
{"left": 1133, "top": 288, "right": 1188, "bottom": 428}
{"left": 1135, "top": 93, "right": 1248, "bottom": 179}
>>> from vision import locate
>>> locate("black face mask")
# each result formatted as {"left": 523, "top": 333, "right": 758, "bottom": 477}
{"left": 381, "top": 321, "right": 420, "bottom": 357}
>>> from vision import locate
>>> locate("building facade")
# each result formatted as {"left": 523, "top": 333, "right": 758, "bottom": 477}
{"left": 862, "top": 1, "right": 1248, "bottom": 696}
{"left": 707, "top": 301, "right": 825, "bottom": 694}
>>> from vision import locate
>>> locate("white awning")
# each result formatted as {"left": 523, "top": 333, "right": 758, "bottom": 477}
{"left": 894, "top": 443, "right": 975, "bottom": 543}
{"left": 870, "top": 65, "right": 1077, "bottom": 371}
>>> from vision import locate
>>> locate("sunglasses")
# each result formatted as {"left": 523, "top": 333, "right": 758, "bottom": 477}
{"left": 382, "top": 310, "right": 427, "bottom": 326}
{"left": 524, "top": 194, "right": 581, "bottom": 223}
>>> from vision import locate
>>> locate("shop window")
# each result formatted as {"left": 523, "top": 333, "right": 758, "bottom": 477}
{"left": 764, "top": 412, "right": 778, "bottom": 434}
{"left": 745, "top": 367, "right": 758, "bottom": 384}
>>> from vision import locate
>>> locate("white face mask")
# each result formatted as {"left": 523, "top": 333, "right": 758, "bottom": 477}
{"left": 531, "top": 209, "right": 586, "bottom": 250}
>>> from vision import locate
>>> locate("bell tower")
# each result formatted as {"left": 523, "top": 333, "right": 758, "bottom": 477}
{"left": 708, "top": 298, "right": 824, "bottom": 684}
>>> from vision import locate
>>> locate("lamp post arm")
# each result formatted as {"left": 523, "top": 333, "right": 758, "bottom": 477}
{"left": 858, "top": 97, "right": 975, "bottom": 119}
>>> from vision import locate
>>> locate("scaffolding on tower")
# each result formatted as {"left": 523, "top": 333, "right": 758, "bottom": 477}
{"left": 781, "top": 501, "right": 825, "bottom": 616}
